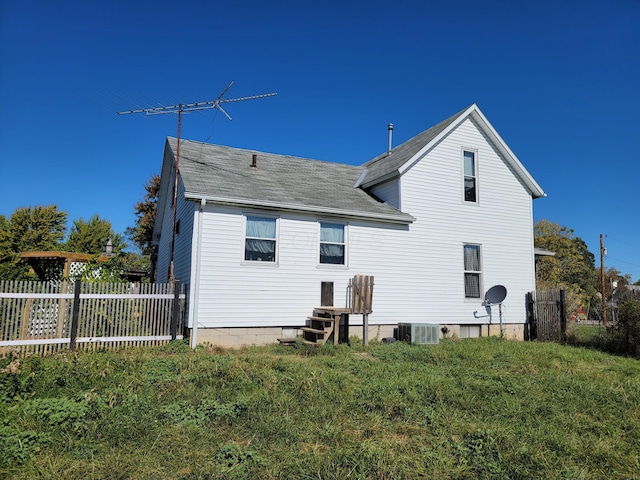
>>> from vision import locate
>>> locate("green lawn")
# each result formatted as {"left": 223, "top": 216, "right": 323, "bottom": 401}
{"left": 1, "top": 338, "right": 639, "bottom": 479}
{"left": 568, "top": 323, "right": 604, "bottom": 342}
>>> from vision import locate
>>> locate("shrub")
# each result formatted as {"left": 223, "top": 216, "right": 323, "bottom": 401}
{"left": 0, "top": 358, "right": 35, "bottom": 401}
{"left": 613, "top": 298, "right": 640, "bottom": 355}
{"left": 160, "top": 398, "right": 247, "bottom": 426}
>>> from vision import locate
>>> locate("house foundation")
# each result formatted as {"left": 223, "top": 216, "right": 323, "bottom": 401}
{"left": 186, "top": 323, "right": 526, "bottom": 348}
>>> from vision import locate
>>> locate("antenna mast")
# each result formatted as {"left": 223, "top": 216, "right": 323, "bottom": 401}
{"left": 118, "top": 82, "right": 277, "bottom": 283}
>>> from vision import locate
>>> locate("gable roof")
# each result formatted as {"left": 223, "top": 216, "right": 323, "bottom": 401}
{"left": 159, "top": 138, "right": 415, "bottom": 225}
{"left": 356, "top": 104, "right": 545, "bottom": 199}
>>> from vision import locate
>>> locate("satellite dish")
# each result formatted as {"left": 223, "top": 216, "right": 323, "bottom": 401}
{"left": 485, "top": 285, "right": 507, "bottom": 305}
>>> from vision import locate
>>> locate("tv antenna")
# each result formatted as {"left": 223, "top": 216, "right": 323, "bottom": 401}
{"left": 118, "top": 82, "right": 277, "bottom": 283}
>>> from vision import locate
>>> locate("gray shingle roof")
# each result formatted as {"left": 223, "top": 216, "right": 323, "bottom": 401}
{"left": 358, "top": 104, "right": 545, "bottom": 198}
{"left": 358, "top": 105, "right": 471, "bottom": 187}
{"left": 155, "top": 104, "right": 544, "bottom": 239}
{"left": 166, "top": 138, "right": 414, "bottom": 224}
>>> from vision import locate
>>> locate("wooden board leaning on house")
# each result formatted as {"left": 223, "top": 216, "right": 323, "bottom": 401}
{"left": 350, "top": 275, "right": 374, "bottom": 315}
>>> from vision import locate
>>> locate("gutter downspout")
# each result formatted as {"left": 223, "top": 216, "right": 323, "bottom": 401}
{"left": 190, "top": 198, "right": 206, "bottom": 349}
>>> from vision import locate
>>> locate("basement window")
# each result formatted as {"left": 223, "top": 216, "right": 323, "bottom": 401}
{"left": 244, "top": 216, "right": 277, "bottom": 262}
{"left": 460, "top": 325, "right": 481, "bottom": 338}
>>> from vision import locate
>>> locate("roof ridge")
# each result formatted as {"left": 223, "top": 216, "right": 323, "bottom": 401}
{"left": 167, "top": 137, "right": 360, "bottom": 169}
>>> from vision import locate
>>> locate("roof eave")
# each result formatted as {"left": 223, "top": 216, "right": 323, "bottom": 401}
{"left": 152, "top": 139, "right": 175, "bottom": 242}
{"left": 184, "top": 192, "right": 415, "bottom": 225}
{"left": 469, "top": 107, "right": 546, "bottom": 199}
{"left": 359, "top": 170, "right": 400, "bottom": 190}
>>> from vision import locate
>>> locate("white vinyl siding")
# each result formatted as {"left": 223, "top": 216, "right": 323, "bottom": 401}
{"left": 369, "top": 178, "right": 400, "bottom": 209}
{"left": 194, "top": 210, "right": 354, "bottom": 327}
{"left": 156, "top": 174, "right": 194, "bottom": 284}
{"left": 384, "top": 117, "right": 536, "bottom": 326}
{"left": 187, "top": 117, "right": 537, "bottom": 329}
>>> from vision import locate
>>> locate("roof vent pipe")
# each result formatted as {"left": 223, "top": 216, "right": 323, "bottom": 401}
{"left": 251, "top": 154, "right": 257, "bottom": 168}
{"left": 387, "top": 123, "right": 394, "bottom": 155}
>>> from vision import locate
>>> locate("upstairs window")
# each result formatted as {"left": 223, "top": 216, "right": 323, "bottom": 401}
{"left": 245, "top": 216, "right": 277, "bottom": 262}
{"left": 463, "top": 244, "right": 482, "bottom": 298}
{"left": 319, "top": 222, "right": 345, "bottom": 265}
{"left": 463, "top": 150, "right": 477, "bottom": 203}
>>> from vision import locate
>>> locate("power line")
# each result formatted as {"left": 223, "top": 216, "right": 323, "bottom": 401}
{"left": 606, "top": 256, "right": 640, "bottom": 269}
{"left": 607, "top": 236, "right": 638, "bottom": 249}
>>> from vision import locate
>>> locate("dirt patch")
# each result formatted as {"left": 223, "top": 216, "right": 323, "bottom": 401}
{"left": 354, "top": 352, "right": 378, "bottom": 361}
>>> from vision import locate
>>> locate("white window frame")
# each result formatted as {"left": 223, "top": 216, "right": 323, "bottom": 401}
{"left": 463, "top": 149, "right": 478, "bottom": 204}
{"left": 243, "top": 215, "right": 279, "bottom": 264}
{"left": 318, "top": 221, "right": 347, "bottom": 266}
{"left": 463, "top": 243, "right": 482, "bottom": 299}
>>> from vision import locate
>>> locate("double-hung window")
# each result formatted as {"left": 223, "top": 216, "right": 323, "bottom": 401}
{"left": 244, "top": 216, "right": 277, "bottom": 262}
{"left": 319, "top": 222, "right": 345, "bottom": 265}
{"left": 463, "top": 150, "right": 477, "bottom": 203}
{"left": 463, "top": 244, "right": 482, "bottom": 298}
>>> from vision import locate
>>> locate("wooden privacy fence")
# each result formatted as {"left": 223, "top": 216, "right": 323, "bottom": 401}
{"left": 0, "top": 279, "right": 186, "bottom": 356}
{"left": 527, "top": 289, "right": 567, "bottom": 342}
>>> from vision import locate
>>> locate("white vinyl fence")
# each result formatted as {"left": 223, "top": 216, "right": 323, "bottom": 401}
{"left": 0, "top": 280, "right": 186, "bottom": 356}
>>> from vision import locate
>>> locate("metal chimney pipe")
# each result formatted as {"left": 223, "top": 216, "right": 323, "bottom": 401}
{"left": 251, "top": 154, "right": 257, "bottom": 168}
{"left": 387, "top": 123, "right": 394, "bottom": 155}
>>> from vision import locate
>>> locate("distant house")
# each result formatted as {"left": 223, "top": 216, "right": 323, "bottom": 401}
{"left": 627, "top": 285, "right": 640, "bottom": 299}
{"left": 153, "top": 104, "right": 545, "bottom": 346}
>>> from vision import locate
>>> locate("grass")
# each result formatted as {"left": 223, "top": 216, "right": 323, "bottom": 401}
{"left": 568, "top": 323, "right": 605, "bottom": 343}
{"left": 1, "top": 338, "right": 639, "bottom": 479}
{"left": 567, "top": 321, "right": 638, "bottom": 357}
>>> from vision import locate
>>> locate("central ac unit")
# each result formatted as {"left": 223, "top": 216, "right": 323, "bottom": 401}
{"left": 398, "top": 323, "right": 440, "bottom": 345}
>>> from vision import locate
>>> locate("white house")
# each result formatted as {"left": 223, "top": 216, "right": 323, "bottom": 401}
{"left": 153, "top": 104, "right": 545, "bottom": 347}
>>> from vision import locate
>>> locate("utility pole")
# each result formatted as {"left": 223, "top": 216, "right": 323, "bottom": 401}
{"left": 600, "top": 234, "right": 607, "bottom": 326}
{"left": 118, "top": 82, "right": 277, "bottom": 283}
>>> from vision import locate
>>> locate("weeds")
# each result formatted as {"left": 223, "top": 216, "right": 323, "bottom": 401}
{"left": 160, "top": 397, "right": 247, "bottom": 426}
{"left": 1, "top": 339, "right": 639, "bottom": 479}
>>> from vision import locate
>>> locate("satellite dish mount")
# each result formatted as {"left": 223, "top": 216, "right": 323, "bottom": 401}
{"left": 484, "top": 285, "right": 507, "bottom": 337}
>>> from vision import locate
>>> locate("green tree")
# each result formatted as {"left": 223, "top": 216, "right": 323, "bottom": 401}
{"left": 600, "top": 267, "right": 629, "bottom": 299}
{"left": 65, "top": 215, "right": 124, "bottom": 255}
{"left": 0, "top": 206, "right": 68, "bottom": 280}
{"left": 126, "top": 174, "right": 160, "bottom": 256}
{"left": 6, "top": 205, "right": 67, "bottom": 252}
{"left": 534, "top": 219, "right": 598, "bottom": 318}
{"left": 534, "top": 220, "right": 595, "bottom": 290}
{"left": 0, "top": 215, "right": 13, "bottom": 279}
{"left": 611, "top": 298, "right": 640, "bottom": 355}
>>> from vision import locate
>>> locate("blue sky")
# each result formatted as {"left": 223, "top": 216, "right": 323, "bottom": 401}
{"left": 1, "top": 0, "right": 639, "bottom": 281}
